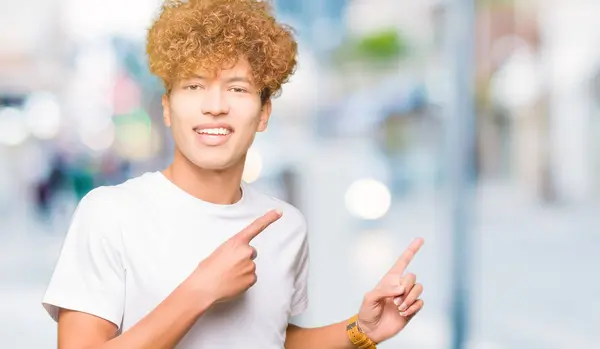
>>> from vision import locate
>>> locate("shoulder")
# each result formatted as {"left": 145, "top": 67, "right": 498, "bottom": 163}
{"left": 75, "top": 186, "right": 122, "bottom": 216}
{"left": 71, "top": 172, "right": 158, "bottom": 230}
{"left": 78, "top": 172, "right": 157, "bottom": 209}
{"left": 66, "top": 174, "right": 161, "bottom": 249}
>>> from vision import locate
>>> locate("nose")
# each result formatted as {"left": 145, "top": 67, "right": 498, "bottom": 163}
{"left": 200, "top": 88, "right": 230, "bottom": 116}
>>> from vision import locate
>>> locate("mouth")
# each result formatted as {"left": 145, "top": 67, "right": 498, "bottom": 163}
{"left": 193, "top": 125, "right": 234, "bottom": 146}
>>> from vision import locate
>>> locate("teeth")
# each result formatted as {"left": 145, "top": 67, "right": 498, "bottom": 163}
{"left": 196, "top": 128, "right": 231, "bottom": 135}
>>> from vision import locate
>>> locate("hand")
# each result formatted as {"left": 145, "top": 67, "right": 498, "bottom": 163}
{"left": 187, "top": 209, "right": 282, "bottom": 304}
{"left": 356, "top": 238, "right": 425, "bottom": 343}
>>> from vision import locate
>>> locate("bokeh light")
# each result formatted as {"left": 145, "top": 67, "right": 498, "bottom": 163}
{"left": 23, "top": 92, "right": 62, "bottom": 140}
{"left": 0, "top": 107, "right": 29, "bottom": 146}
{"left": 80, "top": 121, "right": 116, "bottom": 152}
{"left": 345, "top": 178, "right": 392, "bottom": 220}
{"left": 114, "top": 108, "right": 156, "bottom": 160}
{"left": 242, "top": 147, "right": 263, "bottom": 183}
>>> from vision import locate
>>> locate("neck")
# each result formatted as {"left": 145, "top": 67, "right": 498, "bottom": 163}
{"left": 162, "top": 149, "right": 245, "bottom": 205}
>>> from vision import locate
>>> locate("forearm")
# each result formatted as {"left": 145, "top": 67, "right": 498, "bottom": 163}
{"left": 94, "top": 283, "right": 213, "bottom": 349}
{"left": 285, "top": 321, "right": 355, "bottom": 349}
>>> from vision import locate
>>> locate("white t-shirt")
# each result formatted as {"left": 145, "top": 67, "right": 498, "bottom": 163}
{"left": 42, "top": 171, "right": 309, "bottom": 348}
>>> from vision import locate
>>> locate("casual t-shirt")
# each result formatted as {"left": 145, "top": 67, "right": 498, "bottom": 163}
{"left": 42, "top": 171, "right": 309, "bottom": 348}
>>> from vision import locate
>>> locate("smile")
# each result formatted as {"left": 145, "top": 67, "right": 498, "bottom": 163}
{"left": 195, "top": 127, "right": 232, "bottom": 136}
{"left": 193, "top": 125, "right": 234, "bottom": 146}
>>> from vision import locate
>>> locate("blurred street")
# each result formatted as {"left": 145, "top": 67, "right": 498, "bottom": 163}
{"left": 1, "top": 146, "right": 598, "bottom": 349}
{"left": 2, "top": 0, "right": 600, "bottom": 348}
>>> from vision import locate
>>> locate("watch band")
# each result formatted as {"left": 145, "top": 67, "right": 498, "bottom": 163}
{"left": 346, "top": 315, "right": 377, "bottom": 349}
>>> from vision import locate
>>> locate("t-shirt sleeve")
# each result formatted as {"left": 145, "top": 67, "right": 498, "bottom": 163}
{"left": 290, "top": 216, "right": 309, "bottom": 317}
{"left": 42, "top": 187, "right": 126, "bottom": 329}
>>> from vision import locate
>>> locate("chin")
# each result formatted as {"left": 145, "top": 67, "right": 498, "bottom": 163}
{"left": 189, "top": 155, "right": 241, "bottom": 172}
{"left": 176, "top": 144, "right": 246, "bottom": 172}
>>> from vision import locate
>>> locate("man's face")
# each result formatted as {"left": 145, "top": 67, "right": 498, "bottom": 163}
{"left": 163, "top": 59, "right": 271, "bottom": 171}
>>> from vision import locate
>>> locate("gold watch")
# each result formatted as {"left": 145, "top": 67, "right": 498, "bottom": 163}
{"left": 346, "top": 315, "right": 377, "bottom": 349}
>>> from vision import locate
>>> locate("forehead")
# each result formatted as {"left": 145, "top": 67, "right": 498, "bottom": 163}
{"left": 195, "top": 58, "right": 255, "bottom": 82}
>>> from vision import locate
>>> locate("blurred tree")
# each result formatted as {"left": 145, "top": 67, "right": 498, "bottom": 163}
{"left": 332, "top": 28, "right": 409, "bottom": 65}
{"left": 476, "top": 0, "right": 514, "bottom": 8}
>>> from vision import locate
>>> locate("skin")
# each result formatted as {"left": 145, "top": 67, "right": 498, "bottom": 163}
{"left": 57, "top": 58, "right": 425, "bottom": 349}
{"left": 160, "top": 58, "right": 271, "bottom": 205}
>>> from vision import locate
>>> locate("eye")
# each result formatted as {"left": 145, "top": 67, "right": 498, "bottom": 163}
{"left": 185, "top": 84, "right": 204, "bottom": 90}
{"left": 229, "top": 87, "right": 248, "bottom": 93}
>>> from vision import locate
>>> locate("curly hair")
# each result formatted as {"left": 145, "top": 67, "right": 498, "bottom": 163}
{"left": 146, "top": 0, "right": 298, "bottom": 102}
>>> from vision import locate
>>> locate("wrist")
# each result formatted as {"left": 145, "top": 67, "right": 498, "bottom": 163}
{"left": 355, "top": 319, "right": 376, "bottom": 342}
{"left": 179, "top": 277, "right": 217, "bottom": 314}
{"left": 346, "top": 315, "right": 377, "bottom": 349}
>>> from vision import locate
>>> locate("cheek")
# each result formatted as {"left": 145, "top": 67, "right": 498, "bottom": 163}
{"left": 167, "top": 112, "right": 193, "bottom": 144}
{"left": 238, "top": 116, "right": 260, "bottom": 130}
{"left": 169, "top": 106, "right": 199, "bottom": 133}
{"left": 232, "top": 103, "right": 262, "bottom": 129}
{"left": 170, "top": 95, "right": 199, "bottom": 121}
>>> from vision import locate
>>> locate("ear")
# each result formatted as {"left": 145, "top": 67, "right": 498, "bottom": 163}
{"left": 162, "top": 94, "right": 171, "bottom": 128}
{"left": 257, "top": 99, "right": 272, "bottom": 132}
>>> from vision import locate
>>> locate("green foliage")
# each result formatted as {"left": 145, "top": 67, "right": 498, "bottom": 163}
{"left": 476, "top": 0, "right": 515, "bottom": 8}
{"left": 332, "top": 28, "right": 409, "bottom": 65}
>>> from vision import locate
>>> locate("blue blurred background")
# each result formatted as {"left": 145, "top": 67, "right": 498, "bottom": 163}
{"left": 1, "top": 0, "right": 598, "bottom": 348}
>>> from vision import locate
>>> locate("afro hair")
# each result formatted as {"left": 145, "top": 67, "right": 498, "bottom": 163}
{"left": 146, "top": 0, "right": 298, "bottom": 101}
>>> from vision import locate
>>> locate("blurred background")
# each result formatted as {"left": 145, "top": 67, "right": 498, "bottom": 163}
{"left": 1, "top": 0, "right": 598, "bottom": 348}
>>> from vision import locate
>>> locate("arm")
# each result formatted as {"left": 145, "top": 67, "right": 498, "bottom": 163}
{"left": 285, "top": 239, "right": 427, "bottom": 349}
{"left": 58, "top": 282, "right": 214, "bottom": 349}
{"left": 285, "top": 322, "right": 355, "bottom": 349}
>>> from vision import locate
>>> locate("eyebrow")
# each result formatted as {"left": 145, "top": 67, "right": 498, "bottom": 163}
{"left": 191, "top": 75, "right": 252, "bottom": 84}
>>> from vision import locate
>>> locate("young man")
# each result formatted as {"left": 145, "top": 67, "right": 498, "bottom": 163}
{"left": 42, "top": 0, "right": 425, "bottom": 348}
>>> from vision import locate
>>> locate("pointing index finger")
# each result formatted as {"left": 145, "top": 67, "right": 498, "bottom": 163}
{"left": 390, "top": 238, "right": 424, "bottom": 274}
{"left": 234, "top": 209, "right": 282, "bottom": 243}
